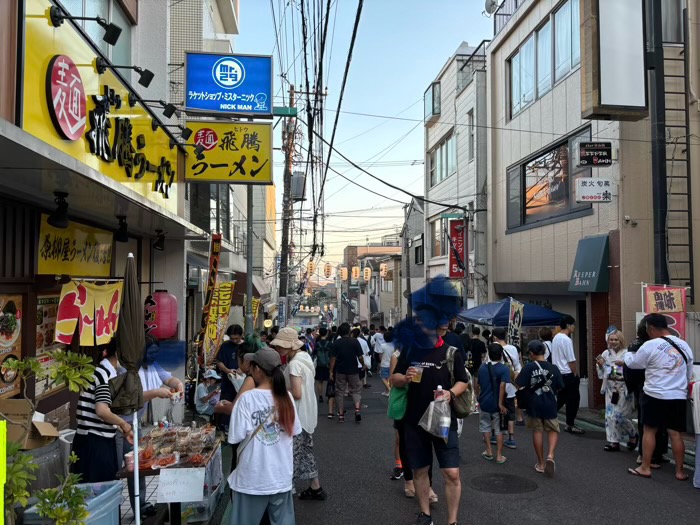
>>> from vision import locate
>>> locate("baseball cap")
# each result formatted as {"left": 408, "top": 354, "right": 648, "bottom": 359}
{"left": 203, "top": 369, "right": 221, "bottom": 380}
{"left": 244, "top": 347, "right": 281, "bottom": 373}
{"left": 527, "top": 340, "right": 546, "bottom": 356}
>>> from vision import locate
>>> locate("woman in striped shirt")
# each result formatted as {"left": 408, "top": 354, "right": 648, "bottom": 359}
{"left": 71, "top": 339, "right": 134, "bottom": 483}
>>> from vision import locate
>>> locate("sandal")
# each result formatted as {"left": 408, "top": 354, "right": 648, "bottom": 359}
{"left": 626, "top": 437, "right": 638, "bottom": 451}
{"left": 299, "top": 487, "right": 327, "bottom": 500}
{"left": 534, "top": 463, "right": 545, "bottom": 473}
{"left": 544, "top": 458, "right": 556, "bottom": 478}
{"left": 429, "top": 492, "right": 438, "bottom": 504}
{"left": 565, "top": 425, "right": 585, "bottom": 435}
{"left": 496, "top": 456, "right": 507, "bottom": 464}
{"left": 481, "top": 451, "right": 494, "bottom": 461}
{"left": 628, "top": 467, "right": 651, "bottom": 478}
{"left": 604, "top": 443, "right": 620, "bottom": 452}
{"left": 675, "top": 472, "right": 689, "bottom": 481}
{"left": 338, "top": 413, "right": 345, "bottom": 423}
{"left": 404, "top": 488, "right": 415, "bottom": 498}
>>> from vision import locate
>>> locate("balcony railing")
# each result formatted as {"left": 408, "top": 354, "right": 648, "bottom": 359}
{"left": 493, "top": 0, "right": 524, "bottom": 37}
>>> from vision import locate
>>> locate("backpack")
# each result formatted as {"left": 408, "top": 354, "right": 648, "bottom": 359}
{"left": 446, "top": 346, "right": 476, "bottom": 418}
{"left": 316, "top": 340, "right": 331, "bottom": 368}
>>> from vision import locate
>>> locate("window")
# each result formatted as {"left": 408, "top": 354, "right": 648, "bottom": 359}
{"left": 509, "top": 0, "right": 581, "bottom": 118}
{"left": 430, "top": 218, "right": 448, "bottom": 257}
{"left": 661, "top": 0, "right": 684, "bottom": 43}
{"left": 424, "top": 82, "right": 441, "bottom": 121}
{"left": 506, "top": 127, "right": 592, "bottom": 230}
{"left": 61, "top": 1, "right": 132, "bottom": 62}
{"left": 468, "top": 110, "right": 475, "bottom": 161}
{"left": 428, "top": 134, "right": 456, "bottom": 186}
{"left": 537, "top": 20, "right": 552, "bottom": 96}
{"left": 415, "top": 244, "right": 424, "bottom": 265}
{"left": 381, "top": 278, "right": 393, "bottom": 293}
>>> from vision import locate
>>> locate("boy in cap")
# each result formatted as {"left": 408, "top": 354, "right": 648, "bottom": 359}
{"left": 515, "top": 340, "right": 564, "bottom": 477}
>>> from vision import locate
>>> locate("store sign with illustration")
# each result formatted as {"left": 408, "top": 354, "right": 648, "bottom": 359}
{"left": 37, "top": 214, "right": 113, "bottom": 277}
{"left": 0, "top": 295, "right": 23, "bottom": 399}
{"left": 186, "top": 121, "right": 273, "bottom": 184}
{"left": 575, "top": 178, "right": 613, "bottom": 203}
{"left": 55, "top": 281, "right": 123, "bottom": 346}
{"left": 185, "top": 52, "right": 273, "bottom": 117}
{"left": 22, "top": 0, "right": 179, "bottom": 214}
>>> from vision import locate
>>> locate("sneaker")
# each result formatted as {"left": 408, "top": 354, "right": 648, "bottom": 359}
{"left": 363, "top": 384, "right": 372, "bottom": 389}
{"left": 299, "top": 487, "right": 327, "bottom": 500}
{"left": 338, "top": 413, "right": 345, "bottom": 423}
{"left": 390, "top": 467, "right": 404, "bottom": 480}
{"left": 504, "top": 439, "right": 517, "bottom": 449}
{"left": 381, "top": 391, "right": 390, "bottom": 397}
{"left": 355, "top": 410, "right": 362, "bottom": 423}
{"left": 414, "top": 512, "right": 433, "bottom": 525}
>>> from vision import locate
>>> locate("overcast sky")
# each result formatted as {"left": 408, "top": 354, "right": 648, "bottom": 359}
{"left": 234, "top": 0, "right": 493, "bottom": 268}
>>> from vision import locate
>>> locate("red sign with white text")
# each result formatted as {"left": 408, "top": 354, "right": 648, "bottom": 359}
{"left": 642, "top": 284, "right": 687, "bottom": 339}
{"left": 46, "top": 55, "right": 86, "bottom": 141}
{"left": 448, "top": 220, "right": 467, "bottom": 279}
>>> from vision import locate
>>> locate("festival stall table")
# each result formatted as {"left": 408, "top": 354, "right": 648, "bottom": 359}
{"left": 116, "top": 425, "right": 223, "bottom": 525}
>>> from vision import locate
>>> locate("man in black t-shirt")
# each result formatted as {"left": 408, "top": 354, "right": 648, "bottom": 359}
{"left": 468, "top": 326, "right": 487, "bottom": 379}
{"left": 216, "top": 324, "right": 244, "bottom": 402}
{"left": 330, "top": 323, "right": 366, "bottom": 423}
{"left": 392, "top": 335, "right": 469, "bottom": 525}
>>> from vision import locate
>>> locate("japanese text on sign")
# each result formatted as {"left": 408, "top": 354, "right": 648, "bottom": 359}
{"left": 578, "top": 142, "right": 613, "bottom": 167}
{"left": 575, "top": 178, "right": 613, "bottom": 203}
{"left": 186, "top": 121, "right": 273, "bottom": 184}
{"left": 47, "top": 55, "right": 86, "bottom": 141}
{"left": 642, "top": 284, "right": 687, "bottom": 339}
{"left": 448, "top": 220, "right": 467, "bottom": 279}
{"left": 56, "top": 281, "right": 122, "bottom": 346}
{"left": 37, "top": 214, "right": 113, "bottom": 277}
{"left": 157, "top": 467, "right": 205, "bottom": 503}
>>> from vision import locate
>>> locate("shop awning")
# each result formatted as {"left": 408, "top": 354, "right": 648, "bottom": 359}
{"left": 0, "top": 119, "right": 207, "bottom": 241}
{"left": 569, "top": 234, "right": 610, "bottom": 293}
{"left": 457, "top": 298, "right": 565, "bottom": 327}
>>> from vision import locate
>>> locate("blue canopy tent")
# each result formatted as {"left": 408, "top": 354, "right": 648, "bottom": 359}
{"left": 457, "top": 298, "right": 565, "bottom": 327}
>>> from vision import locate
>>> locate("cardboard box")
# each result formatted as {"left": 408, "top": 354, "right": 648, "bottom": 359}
{"left": 0, "top": 399, "right": 59, "bottom": 449}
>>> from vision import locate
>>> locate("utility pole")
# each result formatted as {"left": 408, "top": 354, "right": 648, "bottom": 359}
{"left": 278, "top": 85, "right": 296, "bottom": 324}
{"left": 403, "top": 204, "right": 412, "bottom": 319}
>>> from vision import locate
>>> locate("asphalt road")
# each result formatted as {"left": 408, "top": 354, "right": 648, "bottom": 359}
{"left": 293, "top": 378, "right": 700, "bottom": 525}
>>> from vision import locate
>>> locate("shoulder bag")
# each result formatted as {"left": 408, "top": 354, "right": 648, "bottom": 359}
{"left": 236, "top": 410, "right": 273, "bottom": 465}
{"left": 515, "top": 362, "right": 546, "bottom": 411}
{"left": 387, "top": 385, "right": 408, "bottom": 420}
{"left": 446, "top": 346, "right": 476, "bottom": 418}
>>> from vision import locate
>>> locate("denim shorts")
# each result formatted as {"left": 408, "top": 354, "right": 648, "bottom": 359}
{"left": 380, "top": 366, "right": 390, "bottom": 380}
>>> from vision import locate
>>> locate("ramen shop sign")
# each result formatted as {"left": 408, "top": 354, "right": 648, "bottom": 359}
{"left": 46, "top": 55, "right": 86, "bottom": 141}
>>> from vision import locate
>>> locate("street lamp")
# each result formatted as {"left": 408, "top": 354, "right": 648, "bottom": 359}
{"left": 49, "top": 6, "right": 122, "bottom": 46}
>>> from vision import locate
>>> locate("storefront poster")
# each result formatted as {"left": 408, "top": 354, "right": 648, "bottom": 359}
{"left": 37, "top": 214, "right": 113, "bottom": 277}
{"left": 56, "top": 281, "right": 122, "bottom": 346}
{"left": 198, "top": 234, "right": 222, "bottom": 363}
{"left": 642, "top": 284, "right": 686, "bottom": 339}
{"left": 0, "top": 295, "right": 22, "bottom": 399}
{"left": 186, "top": 121, "right": 273, "bottom": 184}
{"left": 22, "top": 0, "right": 179, "bottom": 214}
{"left": 448, "top": 220, "right": 467, "bottom": 279}
{"left": 507, "top": 299, "right": 524, "bottom": 347}
{"left": 35, "top": 295, "right": 66, "bottom": 398}
{"left": 203, "top": 282, "right": 234, "bottom": 366}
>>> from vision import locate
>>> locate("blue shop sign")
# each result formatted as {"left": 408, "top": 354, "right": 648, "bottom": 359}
{"left": 185, "top": 52, "right": 273, "bottom": 117}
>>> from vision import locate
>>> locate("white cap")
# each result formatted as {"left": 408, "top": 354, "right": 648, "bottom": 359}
{"left": 203, "top": 369, "right": 221, "bottom": 380}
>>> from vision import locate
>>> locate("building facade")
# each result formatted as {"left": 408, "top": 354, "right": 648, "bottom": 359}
{"left": 400, "top": 198, "right": 426, "bottom": 317}
{"left": 486, "top": 0, "right": 698, "bottom": 406}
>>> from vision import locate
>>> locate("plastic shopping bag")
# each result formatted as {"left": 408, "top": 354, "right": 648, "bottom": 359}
{"left": 418, "top": 399, "right": 452, "bottom": 442}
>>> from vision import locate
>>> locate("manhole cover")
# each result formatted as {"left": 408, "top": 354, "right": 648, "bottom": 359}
{"left": 470, "top": 474, "right": 538, "bottom": 494}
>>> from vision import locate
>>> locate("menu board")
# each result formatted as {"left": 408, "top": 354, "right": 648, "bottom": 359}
{"left": 35, "top": 295, "right": 66, "bottom": 398}
{"left": 0, "top": 294, "right": 22, "bottom": 399}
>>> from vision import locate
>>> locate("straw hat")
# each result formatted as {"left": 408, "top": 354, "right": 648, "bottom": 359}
{"left": 269, "top": 326, "right": 304, "bottom": 350}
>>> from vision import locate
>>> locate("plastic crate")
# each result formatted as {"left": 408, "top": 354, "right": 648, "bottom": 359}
{"left": 24, "top": 480, "right": 122, "bottom": 525}
{"left": 181, "top": 481, "right": 223, "bottom": 523}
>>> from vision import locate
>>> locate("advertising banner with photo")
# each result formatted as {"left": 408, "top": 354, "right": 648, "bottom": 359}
{"left": 507, "top": 299, "right": 524, "bottom": 347}
{"left": 642, "top": 284, "right": 687, "bottom": 339}
{"left": 56, "top": 281, "right": 123, "bottom": 346}
{"left": 35, "top": 295, "right": 67, "bottom": 398}
{"left": 0, "top": 295, "right": 22, "bottom": 398}
{"left": 203, "top": 282, "right": 234, "bottom": 366}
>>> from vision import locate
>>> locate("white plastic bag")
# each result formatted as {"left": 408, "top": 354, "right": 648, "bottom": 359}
{"left": 418, "top": 399, "right": 452, "bottom": 442}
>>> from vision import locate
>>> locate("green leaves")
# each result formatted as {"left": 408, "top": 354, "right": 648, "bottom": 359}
{"left": 35, "top": 471, "right": 90, "bottom": 525}
{"left": 48, "top": 350, "right": 95, "bottom": 393}
{"left": 5, "top": 441, "right": 39, "bottom": 511}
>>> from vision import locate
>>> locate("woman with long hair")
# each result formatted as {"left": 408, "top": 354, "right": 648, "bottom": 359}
{"left": 596, "top": 330, "right": 637, "bottom": 452}
{"left": 228, "top": 347, "right": 301, "bottom": 525}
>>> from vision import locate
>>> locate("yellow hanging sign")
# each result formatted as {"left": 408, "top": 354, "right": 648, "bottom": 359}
{"left": 186, "top": 121, "right": 273, "bottom": 184}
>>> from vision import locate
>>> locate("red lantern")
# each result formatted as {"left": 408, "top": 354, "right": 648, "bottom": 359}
{"left": 144, "top": 290, "right": 178, "bottom": 339}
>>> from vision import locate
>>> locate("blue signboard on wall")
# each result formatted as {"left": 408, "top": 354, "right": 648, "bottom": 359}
{"left": 185, "top": 52, "right": 273, "bottom": 117}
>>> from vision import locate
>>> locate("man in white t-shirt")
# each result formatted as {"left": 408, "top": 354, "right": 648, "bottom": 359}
{"left": 624, "top": 313, "right": 694, "bottom": 480}
{"left": 376, "top": 332, "right": 395, "bottom": 396}
{"left": 492, "top": 328, "right": 522, "bottom": 449}
{"left": 354, "top": 328, "right": 372, "bottom": 388}
{"left": 551, "top": 315, "right": 585, "bottom": 434}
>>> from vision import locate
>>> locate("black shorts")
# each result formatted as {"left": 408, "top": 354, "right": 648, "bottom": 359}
{"left": 641, "top": 393, "right": 687, "bottom": 432}
{"left": 315, "top": 366, "right": 330, "bottom": 382}
{"left": 404, "top": 423, "right": 460, "bottom": 470}
{"left": 504, "top": 397, "right": 516, "bottom": 422}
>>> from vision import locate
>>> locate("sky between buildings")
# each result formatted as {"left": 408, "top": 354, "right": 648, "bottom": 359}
{"left": 235, "top": 0, "right": 493, "bottom": 268}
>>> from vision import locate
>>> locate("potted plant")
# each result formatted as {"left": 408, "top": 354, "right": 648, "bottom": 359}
{"left": 32, "top": 452, "right": 90, "bottom": 525}
{"left": 1, "top": 350, "right": 95, "bottom": 525}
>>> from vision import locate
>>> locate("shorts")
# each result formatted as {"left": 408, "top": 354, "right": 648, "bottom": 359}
{"left": 479, "top": 412, "right": 504, "bottom": 435}
{"left": 526, "top": 417, "right": 560, "bottom": 433}
{"left": 380, "top": 366, "right": 390, "bottom": 380}
{"left": 404, "top": 423, "right": 460, "bottom": 470}
{"left": 641, "top": 393, "right": 687, "bottom": 432}
{"left": 230, "top": 490, "right": 295, "bottom": 525}
{"left": 359, "top": 368, "right": 366, "bottom": 380}
{"left": 504, "top": 397, "right": 516, "bottom": 422}
{"left": 315, "top": 366, "right": 330, "bottom": 382}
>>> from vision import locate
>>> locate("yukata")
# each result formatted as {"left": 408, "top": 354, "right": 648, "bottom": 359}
{"left": 597, "top": 348, "right": 637, "bottom": 444}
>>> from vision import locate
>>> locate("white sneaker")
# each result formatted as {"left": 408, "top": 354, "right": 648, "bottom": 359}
{"left": 381, "top": 391, "right": 390, "bottom": 397}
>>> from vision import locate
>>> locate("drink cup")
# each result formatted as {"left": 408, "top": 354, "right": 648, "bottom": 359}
{"left": 411, "top": 366, "right": 424, "bottom": 383}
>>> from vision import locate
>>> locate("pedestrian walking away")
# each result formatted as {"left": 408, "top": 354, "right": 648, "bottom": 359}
{"left": 516, "top": 340, "right": 564, "bottom": 477}
{"left": 551, "top": 315, "right": 585, "bottom": 434}
{"left": 476, "top": 343, "right": 510, "bottom": 464}
{"left": 330, "top": 322, "right": 365, "bottom": 423}
{"left": 491, "top": 328, "right": 521, "bottom": 448}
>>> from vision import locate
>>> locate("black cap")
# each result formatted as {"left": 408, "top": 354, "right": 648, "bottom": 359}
{"left": 527, "top": 340, "right": 546, "bottom": 356}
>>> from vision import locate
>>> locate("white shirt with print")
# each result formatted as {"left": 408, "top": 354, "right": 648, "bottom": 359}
{"left": 623, "top": 336, "right": 694, "bottom": 400}
{"left": 502, "top": 344, "right": 522, "bottom": 399}
{"left": 378, "top": 342, "right": 395, "bottom": 369}
{"left": 227, "top": 389, "right": 301, "bottom": 495}
{"left": 552, "top": 332, "right": 576, "bottom": 374}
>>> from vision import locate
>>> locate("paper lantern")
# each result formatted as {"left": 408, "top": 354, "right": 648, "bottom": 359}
{"left": 324, "top": 262, "right": 332, "bottom": 279}
{"left": 352, "top": 266, "right": 360, "bottom": 280}
{"left": 363, "top": 267, "right": 372, "bottom": 281}
{"left": 340, "top": 267, "right": 348, "bottom": 280}
{"left": 307, "top": 261, "right": 316, "bottom": 275}
{"left": 144, "top": 290, "right": 178, "bottom": 340}
{"left": 380, "top": 263, "right": 388, "bottom": 277}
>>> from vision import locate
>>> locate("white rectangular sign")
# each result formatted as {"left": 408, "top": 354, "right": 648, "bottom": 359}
{"left": 576, "top": 178, "right": 614, "bottom": 203}
{"left": 157, "top": 468, "right": 205, "bottom": 503}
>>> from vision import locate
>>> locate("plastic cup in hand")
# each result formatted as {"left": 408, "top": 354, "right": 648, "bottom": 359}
{"left": 411, "top": 366, "right": 424, "bottom": 383}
